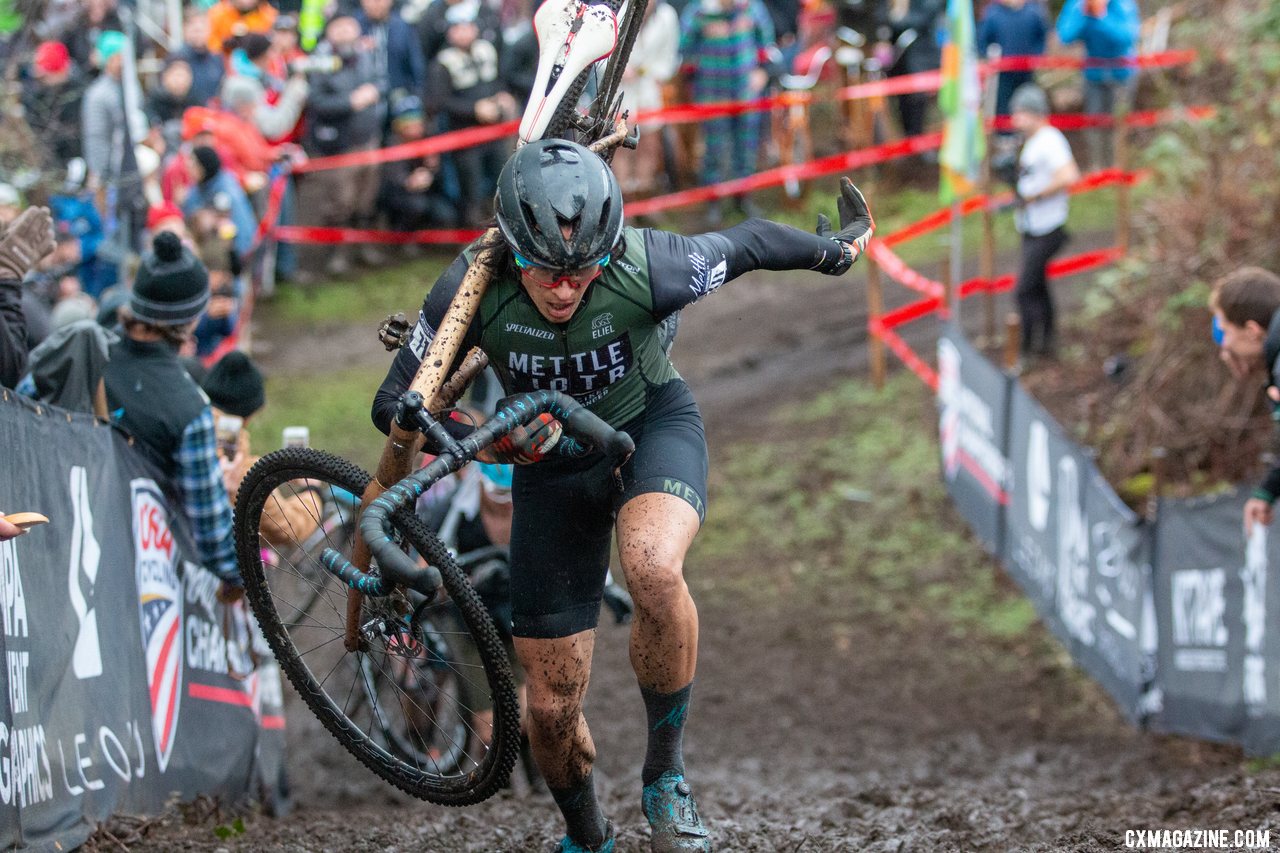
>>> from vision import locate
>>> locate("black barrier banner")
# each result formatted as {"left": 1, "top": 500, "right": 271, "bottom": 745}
{"left": 0, "top": 393, "right": 285, "bottom": 851}
{"left": 937, "top": 325, "right": 1012, "bottom": 553}
{"left": 1152, "top": 491, "right": 1280, "bottom": 754}
{"left": 999, "top": 369, "right": 1151, "bottom": 720}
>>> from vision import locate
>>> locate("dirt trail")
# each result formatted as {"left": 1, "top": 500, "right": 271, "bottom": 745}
{"left": 128, "top": 243, "right": 1280, "bottom": 852}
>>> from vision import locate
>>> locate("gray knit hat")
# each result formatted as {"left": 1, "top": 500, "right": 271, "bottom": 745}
{"left": 130, "top": 231, "right": 210, "bottom": 326}
{"left": 1009, "top": 83, "right": 1049, "bottom": 117}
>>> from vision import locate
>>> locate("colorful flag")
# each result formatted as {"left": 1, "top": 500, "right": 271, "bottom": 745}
{"left": 938, "top": 0, "right": 985, "bottom": 203}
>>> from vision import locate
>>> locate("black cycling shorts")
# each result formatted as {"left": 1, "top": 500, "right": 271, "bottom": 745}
{"left": 508, "top": 379, "right": 708, "bottom": 639}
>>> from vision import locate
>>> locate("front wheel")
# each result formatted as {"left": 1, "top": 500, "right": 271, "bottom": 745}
{"left": 233, "top": 447, "right": 520, "bottom": 805}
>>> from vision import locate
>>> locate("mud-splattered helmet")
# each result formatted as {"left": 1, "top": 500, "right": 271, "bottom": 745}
{"left": 494, "top": 139, "right": 624, "bottom": 269}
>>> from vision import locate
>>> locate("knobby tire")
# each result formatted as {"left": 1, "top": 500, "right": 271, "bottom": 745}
{"left": 234, "top": 447, "right": 520, "bottom": 806}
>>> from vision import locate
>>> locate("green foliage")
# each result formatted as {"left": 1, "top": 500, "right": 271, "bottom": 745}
{"left": 213, "top": 817, "right": 246, "bottom": 839}
{"left": 1247, "top": 753, "right": 1280, "bottom": 774}
{"left": 268, "top": 253, "right": 452, "bottom": 326}
{"left": 694, "top": 375, "right": 1037, "bottom": 643}
{"left": 253, "top": 366, "right": 386, "bottom": 471}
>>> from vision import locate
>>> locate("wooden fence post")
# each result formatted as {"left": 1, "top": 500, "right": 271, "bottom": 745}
{"left": 981, "top": 137, "right": 997, "bottom": 344}
{"left": 867, "top": 256, "right": 886, "bottom": 390}
{"left": 1115, "top": 112, "right": 1132, "bottom": 255}
{"left": 1003, "top": 312, "right": 1021, "bottom": 372}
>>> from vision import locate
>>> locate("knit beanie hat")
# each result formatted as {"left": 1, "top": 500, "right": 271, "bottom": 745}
{"left": 192, "top": 145, "right": 222, "bottom": 182}
{"left": 1009, "top": 83, "right": 1049, "bottom": 117}
{"left": 130, "top": 231, "right": 210, "bottom": 326}
{"left": 202, "top": 351, "right": 266, "bottom": 418}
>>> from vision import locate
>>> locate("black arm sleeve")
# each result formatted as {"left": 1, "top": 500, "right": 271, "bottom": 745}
{"left": 0, "top": 280, "right": 28, "bottom": 389}
{"left": 371, "top": 254, "right": 477, "bottom": 435}
{"left": 1259, "top": 465, "right": 1280, "bottom": 503}
{"left": 643, "top": 219, "right": 846, "bottom": 318}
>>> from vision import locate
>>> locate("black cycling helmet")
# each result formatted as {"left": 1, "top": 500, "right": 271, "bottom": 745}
{"left": 494, "top": 139, "right": 624, "bottom": 269}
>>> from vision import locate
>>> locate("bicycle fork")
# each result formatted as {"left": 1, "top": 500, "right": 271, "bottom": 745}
{"left": 345, "top": 420, "right": 422, "bottom": 653}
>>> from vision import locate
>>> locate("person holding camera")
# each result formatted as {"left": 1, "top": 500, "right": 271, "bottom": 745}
{"left": 201, "top": 349, "right": 266, "bottom": 506}
{"left": 425, "top": 0, "right": 517, "bottom": 226}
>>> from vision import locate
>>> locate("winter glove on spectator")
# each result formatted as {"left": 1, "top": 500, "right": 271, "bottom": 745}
{"left": 486, "top": 413, "right": 562, "bottom": 465}
{"left": 0, "top": 207, "right": 57, "bottom": 282}
{"left": 815, "top": 178, "right": 874, "bottom": 275}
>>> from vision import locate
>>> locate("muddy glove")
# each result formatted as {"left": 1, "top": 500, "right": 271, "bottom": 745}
{"left": 815, "top": 178, "right": 875, "bottom": 275}
{"left": 0, "top": 207, "right": 57, "bottom": 282}
{"left": 487, "top": 413, "right": 563, "bottom": 465}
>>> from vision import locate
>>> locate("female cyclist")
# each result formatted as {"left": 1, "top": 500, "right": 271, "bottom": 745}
{"left": 373, "top": 139, "right": 873, "bottom": 853}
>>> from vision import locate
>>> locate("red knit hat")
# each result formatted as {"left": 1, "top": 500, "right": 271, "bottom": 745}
{"left": 34, "top": 41, "right": 71, "bottom": 76}
{"left": 147, "top": 201, "right": 185, "bottom": 231}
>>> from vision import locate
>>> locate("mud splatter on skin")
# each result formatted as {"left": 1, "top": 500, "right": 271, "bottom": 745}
{"left": 516, "top": 631, "right": 598, "bottom": 788}
{"left": 617, "top": 494, "right": 701, "bottom": 693}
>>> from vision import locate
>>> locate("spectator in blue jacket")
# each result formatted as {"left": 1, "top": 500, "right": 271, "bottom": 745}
{"left": 1056, "top": 0, "right": 1141, "bottom": 169}
{"left": 181, "top": 146, "right": 258, "bottom": 261}
{"left": 978, "top": 0, "right": 1048, "bottom": 125}
{"left": 356, "top": 0, "right": 427, "bottom": 129}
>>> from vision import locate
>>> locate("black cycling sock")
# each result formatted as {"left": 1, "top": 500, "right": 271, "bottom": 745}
{"left": 640, "top": 681, "right": 693, "bottom": 786}
{"left": 550, "top": 771, "right": 607, "bottom": 848}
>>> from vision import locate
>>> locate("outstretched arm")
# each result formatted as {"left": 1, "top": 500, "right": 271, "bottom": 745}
{"left": 646, "top": 179, "right": 875, "bottom": 317}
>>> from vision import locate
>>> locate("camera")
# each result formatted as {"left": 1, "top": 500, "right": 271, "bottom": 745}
{"left": 282, "top": 426, "right": 310, "bottom": 449}
{"left": 288, "top": 55, "right": 342, "bottom": 75}
{"left": 216, "top": 414, "right": 244, "bottom": 460}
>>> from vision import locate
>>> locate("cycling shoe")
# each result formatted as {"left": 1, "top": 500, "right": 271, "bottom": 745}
{"left": 642, "top": 772, "right": 711, "bottom": 852}
{"left": 556, "top": 820, "right": 615, "bottom": 853}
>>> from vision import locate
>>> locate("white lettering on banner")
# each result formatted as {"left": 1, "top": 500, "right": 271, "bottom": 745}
{"left": 0, "top": 541, "right": 28, "bottom": 638}
{"left": 1242, "top": 528, "right": 1267, "bottom": 711}
{"left": 1026, "top": 421, "right": 1051, "bottom": 532}
{"left": 1093, "top": 519, "right": 1142, "bottom": 604}
{"left": 69, "top": 465, "right": 104, "bottom": 679}
{"left": 1171, "top": 569, "right": 1228, "bottom": 672}
{"left": 0, "top": 723, "right": 54, "bottom": 807}
{"left": 937, "top": 339, "right": 1010, "bottom": 499}
{"left": 55, "top": 721, "right": 146, "bottom": 799}
{"left": 1013, "top": 534, "right": 1057, "bottom": 602}
{"left": 185, "top": 567, "right": 220, "bottom": 614}
{"left": 186, "top": 617, "right": 229, "bottom": 675}
{"left": 132, "top": 479, "right": 183, "bottom": 774}
{"left": 6, "top": 651, "right": 28, "bottom": 714}
{"left": 1056, "top": 456, "right": 1096, "bottom": 646}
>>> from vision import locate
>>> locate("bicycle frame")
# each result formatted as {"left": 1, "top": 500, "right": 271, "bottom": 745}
{"left": 325, "top": 389, "right": 634, "bottom": 606}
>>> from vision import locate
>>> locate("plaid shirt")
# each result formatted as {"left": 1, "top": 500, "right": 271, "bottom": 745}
{"left": 177, "top": 408, "right": 240, "bottom": 582}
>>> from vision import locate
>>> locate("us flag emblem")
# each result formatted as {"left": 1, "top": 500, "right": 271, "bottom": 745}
{"left": 132, "top": 479, "right": 184, "bottom": 773}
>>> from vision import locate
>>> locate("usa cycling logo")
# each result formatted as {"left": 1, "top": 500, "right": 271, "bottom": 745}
{"left": 132, "top": 478, "right": 183, "bottom": 773}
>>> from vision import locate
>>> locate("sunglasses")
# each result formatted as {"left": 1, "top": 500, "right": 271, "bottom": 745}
{"left": 1211, "top": 315, "right": 1224, "bottom": 346}
{"left": 513, "top": 251, "right": 610, "bottom": 289}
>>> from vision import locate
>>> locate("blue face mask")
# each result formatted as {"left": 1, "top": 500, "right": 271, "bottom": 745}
{"left": 1211, "top": 315, "right": 1225, "bottom": 346}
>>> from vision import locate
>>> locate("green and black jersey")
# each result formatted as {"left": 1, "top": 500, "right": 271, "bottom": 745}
{"left": 373, "top": 219, "right": 847, "bottom": 432}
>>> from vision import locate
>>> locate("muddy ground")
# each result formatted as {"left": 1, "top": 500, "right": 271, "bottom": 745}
{"left": 119, "top": 249, "right": 1280, "bottom": 853}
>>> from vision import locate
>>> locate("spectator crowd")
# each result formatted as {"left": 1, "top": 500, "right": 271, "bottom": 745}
{"left": 0, "top": 0, "right": 1148, "bottom": 545}
{"left": 2, "top": 0, "right": 1144, "bottom": 300}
